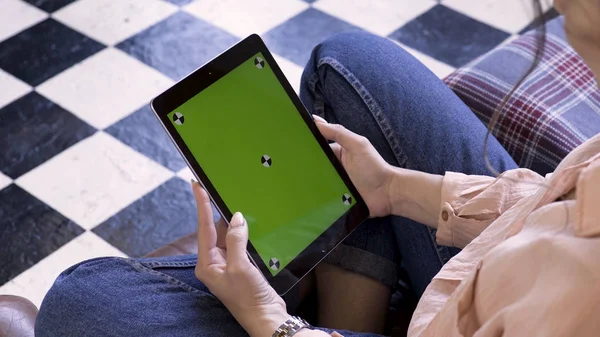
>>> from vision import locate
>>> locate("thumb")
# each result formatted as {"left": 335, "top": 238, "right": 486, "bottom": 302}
{"left": 226, "top": 212, "right": 250, "bottom": 269}
{"left": 314, "top": 116, "right": 363, "bottom": 150}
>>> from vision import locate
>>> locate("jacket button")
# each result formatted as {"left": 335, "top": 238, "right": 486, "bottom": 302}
{"left": 441, "top": 210, "right": 449, "bottom": 221}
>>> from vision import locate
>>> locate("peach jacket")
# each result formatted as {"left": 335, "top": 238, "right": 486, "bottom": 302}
{"left": 407, "top": 133, "right": 600, "bottom": 336}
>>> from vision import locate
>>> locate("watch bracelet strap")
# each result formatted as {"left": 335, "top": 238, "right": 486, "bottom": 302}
{"left": 272, "top": 316, "right": 313, "bottom": 337}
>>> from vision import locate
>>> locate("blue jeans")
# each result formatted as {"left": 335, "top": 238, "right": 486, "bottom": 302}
{"left": 36, "top": 32, "right": 517, "bottom": 337}
{"left": 301, "top": 32, "right": 517, "bottom": 297}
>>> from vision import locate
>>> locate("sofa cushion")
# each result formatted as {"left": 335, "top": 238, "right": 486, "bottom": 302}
{"left": 444, "top": 17, "right": 600, "bottom": 175}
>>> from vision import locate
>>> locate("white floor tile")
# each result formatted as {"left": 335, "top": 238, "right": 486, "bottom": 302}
{"left": 398, "top": 43, "right": 456, "bottom": 79}
{"left": 0, "top": 171, "right": 11, "bottom": 190}
{"left": 314, "top": 0, "right": 436, "bottom": 36}
{"left": 0, "top": 69, "right": 31, "bottom": 109}
{"left": 37, "top": 48, "right": 174, "bottom": 129}
{"left": 0, "top": 231, "right": 126, "bottom": 308}
{"left": 53, "top": 0, "right": 178, "bottom": 46}
{"left": 184, "top": 0, "right": 309, "bottom": 38}
{"left": 272, "top": 54, "right": 304, "bottom": 94}
{"left": 176, "top": 167, "right": 195, "bottom": 182}
{"left": 442, "top": 0, "right": 553, "bottom": 34}
{"left": 0, "top": 0, "right": 47, "bottom": 41}
{"left": 16, "top": 132, "right": 173, "bottom": 229}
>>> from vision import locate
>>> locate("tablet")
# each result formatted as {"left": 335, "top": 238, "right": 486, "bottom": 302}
{"left": 151, "top": 34, "right": 369, "bottom": 295}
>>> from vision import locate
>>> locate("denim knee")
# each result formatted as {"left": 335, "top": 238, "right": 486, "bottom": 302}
{"left": 35, "top": 257, "right": 128, "bottom": 335}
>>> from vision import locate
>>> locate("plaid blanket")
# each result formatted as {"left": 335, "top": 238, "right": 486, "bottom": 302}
{"left": 444, "top": 17, "right": 600, "bottom": 175}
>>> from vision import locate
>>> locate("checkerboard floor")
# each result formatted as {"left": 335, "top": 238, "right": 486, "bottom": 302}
{"left": 0, "top": 0, "right": 557, "bottom": 307}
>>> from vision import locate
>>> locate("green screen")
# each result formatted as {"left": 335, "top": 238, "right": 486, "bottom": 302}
{"left": 169, "top": 53, "right": 355, "bottom": 276}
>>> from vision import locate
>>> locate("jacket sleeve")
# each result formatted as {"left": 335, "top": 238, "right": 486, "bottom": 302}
{"left": 435, "top": 169, "right": 544, "bottom": 248}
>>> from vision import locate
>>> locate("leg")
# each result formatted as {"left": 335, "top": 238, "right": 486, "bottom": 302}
{"left": 299, "top": 31, "right": 518, "bottom": 331}
{"left": 35, "top": 255, "right": 381, "bottom": 337}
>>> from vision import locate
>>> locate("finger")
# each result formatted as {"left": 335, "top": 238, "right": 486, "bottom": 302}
{"left": 315, "top": 118, "right": 363, "bottom": 149}
{"left": 329, "top": 142, "right": 342, "bottom": 161}
{"left": 313, "top": 114, "right": 327, "bottom": 123}
{"left": 216, "top": 217, "right": 228, "bottom": 249}
{"left": 226, "top": 212, "right": 250, "bottom": 270}
{"left": 191, "top": 180, "right": 218, "bottom": 266}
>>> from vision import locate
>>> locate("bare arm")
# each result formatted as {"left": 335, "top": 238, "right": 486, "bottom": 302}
{"left": 387, "top": 167, "right": 443, "bottom": 229}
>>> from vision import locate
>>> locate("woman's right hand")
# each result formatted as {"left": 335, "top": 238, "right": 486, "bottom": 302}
{"left": 314, "top": 115, "right": 395, "bottom": 218}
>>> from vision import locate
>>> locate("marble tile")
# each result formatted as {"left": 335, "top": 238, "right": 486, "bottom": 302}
{"left": 263, "top": 8, "right": 362, "bottom": 66}
{"left": 16, "top": 132, "right": 174, "bottom": 230}
{"left": 272, "top": 53, "right": 305, "bottom": 93}
{"left": 520, "top": 7, "right": 560, "bottom": 34}
{"left": 0, "top": 0, "right": 47, "bottom": 41}
{"left": 163, "top": 0, "right": 194, "bottom": 5}
{"left": 398, "top": 43, "right": 457, "bottom": 79}
{"left": 0, "top": 231, "right": 126, "bottom": 307}
{"left": 314, "top": 0, "right": 436, "bottom": 36}
{"left": 176, "top": 167, "right": 195, "bottom": 182}
{"left": 184, "top": 0, "right": 309, "bottom": 38}
{"left": 0, "top": 69, "right": 31, "bottom": 109}
{"left": 0, "top": 92, "right": 96, "bottom": 179}
{"left": 388, "top": 5, "right": 510, "bottom": 68}
{"left": 0, "top": 171, "right": 11, "bottom": 191}
{"left": 24, "top": 0, "right": 79, "bottom": 13}
{"left": 117, "top": 11, "right": 239, "bottom": 80}
{"left": 105, "top": 105, "right": 186, "bottom": 172}
{"left": 0, "top": 18, "right": 104, "bottom": 86}
{"left": 53, "top": 0, "right": 178, "bottom": 45}
{"left": 443, "top": 0, "right": 553, "bottom": 34}
{"left": 93, "top": 178, "right": 200, "bottom": 257}
{"left": 0, "top": 184, "right": 84, "bottom": 285}
{"left": 36, "top": 48, "right": 174, "bottom": 129}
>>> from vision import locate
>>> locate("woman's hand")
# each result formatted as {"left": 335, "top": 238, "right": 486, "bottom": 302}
{"left": 314, "top": 115, "right": 395, "bottom": 218}
{"left": 191, "top": 182, "right": 289, "bottom": 337}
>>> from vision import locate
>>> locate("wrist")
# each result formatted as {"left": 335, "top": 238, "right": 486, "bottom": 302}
{"left": 244, "top": 311, "right": 291, "bottom": 337}
{"left": 387, "top": 167, "right": 411, "bottom": 216}
{"left": 245, "top": 312, "right": 330, "bottom": 337}
{"left": 387, "top": 167, "right": 443, "bottom": 228}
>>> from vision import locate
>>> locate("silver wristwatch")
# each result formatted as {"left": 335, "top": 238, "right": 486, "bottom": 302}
{"left": 272, "top": 316, "right": 313, "bottom": 337}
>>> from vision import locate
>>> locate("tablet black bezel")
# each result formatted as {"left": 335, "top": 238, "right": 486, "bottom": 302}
{"left": 151, "top": 34, "right": 369, "bottom": 295}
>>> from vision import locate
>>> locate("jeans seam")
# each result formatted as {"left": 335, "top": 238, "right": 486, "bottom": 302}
{"left": 124, "top": 258, "right": 202, "bottom": 294}
{"left": 142, "top": 260, "right": 197, "bottom": 268}
{"left": 308, "top": 71, "right": 326, "bottom": 116}
{"left": 314, "top": 56, "right": 408, "bottom": 168}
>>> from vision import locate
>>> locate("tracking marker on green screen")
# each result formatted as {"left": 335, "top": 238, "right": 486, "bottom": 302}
{"left": 173, "top": 112, "right": 185, "bottom": 125}
{"left": 168, "top": 52, "right": 356, "bottom": 277}
{"left": 269, "top": 258, "right": 280, "bottom": 271}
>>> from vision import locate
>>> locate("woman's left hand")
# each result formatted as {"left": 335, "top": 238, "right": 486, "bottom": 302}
{"left": 191, "top": 181, "right": 290, "bottom": 337}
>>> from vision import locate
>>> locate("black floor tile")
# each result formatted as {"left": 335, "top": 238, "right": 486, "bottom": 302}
{"left": 263, "top": 8, "right": 362, "bottom": 66}
{"left": 389, "top": 5, "right": 510, "bottom": 68}
{"left": 0, "top": 19, "right": 105, "bottom": 86}
{"left": 117, "top": 12, "right": 239, "bottom": 81}
{"left": 24, "top": 0, "right": 78, "bottom": 13}
{"left": 93, "top": 178, "right": 219, "bottom": 257}
{"left": 0, "top": 185, "right": 84, "bottom": 284}
{"left": 105, "top": 105, "right": 186, "bottom": 172}
{"left": 0, "top": 92, "right": 96, "bottom": 179}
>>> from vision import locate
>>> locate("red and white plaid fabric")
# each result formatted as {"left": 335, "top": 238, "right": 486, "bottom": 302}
{"left": 444, "top": 17, "right": 600, "bottom": 175}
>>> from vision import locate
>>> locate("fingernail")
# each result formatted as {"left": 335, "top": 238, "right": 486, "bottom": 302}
{"left": 231, "top": 212, "right": 245, "bottom": 227}
{"left": 190, "top": 178, "right": 197, "bottom": 185}
{"left": 313, "top": 115, "right": 327, "bottom": 123}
